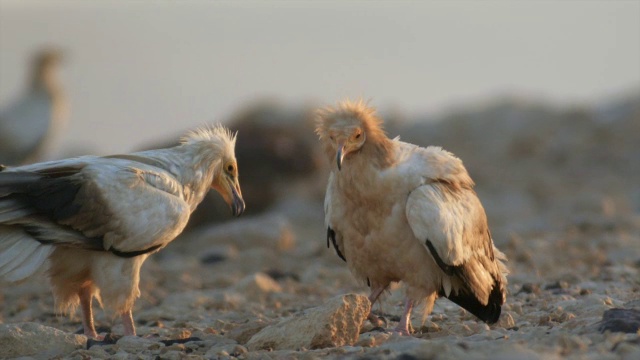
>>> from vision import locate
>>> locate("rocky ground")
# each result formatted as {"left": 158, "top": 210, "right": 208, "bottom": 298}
{"left": 1, "top": 94, "right": 639, "bottom": 359}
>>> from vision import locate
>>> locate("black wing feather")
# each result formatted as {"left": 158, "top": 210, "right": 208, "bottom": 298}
{"left": 440, "top": 276, "right": 504, "bottom": 324}
{"left": 327, "top": 227, "right": 346, "bottom": 262}
{"left": 425, "top": 239, "right": 503, "bottom": 324}
{"left": 425, "top": 239, "right": 458, "bottom": 276}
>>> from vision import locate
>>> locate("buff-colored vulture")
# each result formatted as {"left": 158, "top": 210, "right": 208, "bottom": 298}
{"left": 0, "top": 125, "right": 244, "bottom": 338}
{"left": 316, "top": 100, "right": 508, "bottom": 335}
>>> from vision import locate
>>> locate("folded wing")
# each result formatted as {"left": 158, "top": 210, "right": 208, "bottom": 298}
{"left": 0, "top": 158, "right": 191, "bottom": 257}
{"left": 405, "top": 182, "right": 506, "bottom": 324}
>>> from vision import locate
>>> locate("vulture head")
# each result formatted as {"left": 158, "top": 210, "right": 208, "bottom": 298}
{"left": 182, "top": 125, "right": 245, "bottom": 216}
{"left": 315, "top": 99, "right": 390, "bottom": 171}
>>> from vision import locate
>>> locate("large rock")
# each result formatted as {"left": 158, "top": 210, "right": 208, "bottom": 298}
{"left": 0, "top": 322, "right": 86, "bottom": 359}
{"left": 246, "top": 293, "right": 370, "bottom": 350}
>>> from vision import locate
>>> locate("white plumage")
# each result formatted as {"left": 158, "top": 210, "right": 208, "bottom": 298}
{"left": 0, "top": 125, "right": 244, "bottom": 338}
{"left": 316, "top": 100, "right": 508, "bottom": 335}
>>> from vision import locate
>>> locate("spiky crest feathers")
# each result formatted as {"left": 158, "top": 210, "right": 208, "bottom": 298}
{"left": 315, "top": 99, "right": 395, "bottom": 168}
{"left": 180, "top": 124, "right": 238, "bottom": 158}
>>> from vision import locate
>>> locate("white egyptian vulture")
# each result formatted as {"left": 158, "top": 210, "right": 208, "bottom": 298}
{"left": 0, "top": 125, "right": 244, "bottom": 338}
{"left": 316, "top": 100, "right": 508, "bottom": 335}
{"left": 0, "top": 49, "right": 68, "bottom": 165}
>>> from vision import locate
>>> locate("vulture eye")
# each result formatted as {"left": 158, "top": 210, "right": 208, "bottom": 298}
{"left": 355, "top": 133, "right": 361, "bottom": 139}
{"left": 227, "top": 164, "right": 234, "bottom": 173}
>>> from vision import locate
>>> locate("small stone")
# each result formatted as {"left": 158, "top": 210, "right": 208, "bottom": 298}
{"left": 545, "top": 280, "right": 569, "bottom": 290}
{"left": 497, "top": 312, "right": 516, "bottom": 328}
{"left": 200, "top": 245, "right": 238, "bottom": 265}
{"left": 518, "top": 283, "right": 541, "bottom": 294}
{"left": 265, "top": 269, "right": 300, "bottom": 282}
{"left": 247, "top": 293, "right": 370, "bottom": 350}
{"left": 579, "top": 289, "right": 592, "bottom": 296}
{"left": 232, "top": 272, "right": 283, "bottom": 298}
{"left": 204, "top": 343, "right": 245, "bottom": 358}
{"left": 355, "top": 331, "right": 392, "bottom": 347}
{"left": 419, "top": 321, "right": 441, "bottom": 333}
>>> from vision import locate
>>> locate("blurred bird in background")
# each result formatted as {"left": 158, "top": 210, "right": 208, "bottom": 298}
{"left": 0, "top": 49, "right": 68, "bottom": 165}
{"left": 0, "top": 125, "right": 244, "bottom": 338}
{"left": 316, "top": 100, "right": 508, "bottom": 335}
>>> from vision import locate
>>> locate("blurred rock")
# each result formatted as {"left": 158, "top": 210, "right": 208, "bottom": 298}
{"left": 228, "top": 102, "right": 324, "bottom": 212}
{"left": 232, "top": 273, "right": 283, "bottom": 299}
{"left": 178, "top": 213, "right": 295, "bottom": 254}
{"left": 497, "top": 312, "right": 516, "bottom": 329}
{"left": 200, "top": 245, "right": 238, "bottom": 265}
{"left": 141, "top": 102, "right": 325, "bottom": 231}
{"left": 598, "top": 308, "right": 640, "bottom": 333}
{"left": 204, "top": 343, "right": 246, "bottom": 358}
{"left": 0, "top": 322, "right": 85, "bottom": 359}
{"left": 247, "top": 294, "right": 370, "bottom": 350}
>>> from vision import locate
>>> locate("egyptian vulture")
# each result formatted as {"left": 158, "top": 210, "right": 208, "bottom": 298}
{"left": 0, "top": 125, "right": 244, "bottom": 338}
{"left": 0, "top": 49, "right": 68, "bottom": 165}
{"left": 316, "top": 100, "right": 508, "bottom": 335}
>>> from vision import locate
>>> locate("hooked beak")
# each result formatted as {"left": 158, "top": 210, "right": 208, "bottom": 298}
{"left": 336, "top": 142, "right": 345, "bottom": 171}
{"left": 214, "top": 176, "right": 245, "bottom": 217}
{"left": 230, "top": 182, "right": 245, "bottom": 217}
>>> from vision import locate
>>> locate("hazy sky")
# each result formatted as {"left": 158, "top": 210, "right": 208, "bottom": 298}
{"left": 1, "top": 1, "right": 639, "bottom": 154}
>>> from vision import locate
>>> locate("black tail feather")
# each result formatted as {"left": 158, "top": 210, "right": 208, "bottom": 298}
{"left": 441, "top": 279, "right": 504, "bottom": 324}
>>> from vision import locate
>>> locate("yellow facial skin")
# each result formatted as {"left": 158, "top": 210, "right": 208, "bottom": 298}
{"left": 212, "top": 160, "right": 245, "bottom": 216}
{"left": 329, "top": 127, "right": 366, "bottom": 170}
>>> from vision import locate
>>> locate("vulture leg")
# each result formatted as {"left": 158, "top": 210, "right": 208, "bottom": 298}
{"left": 121, "top": 310, "right": 136, "bottom": 336}
{"left": 367, "top": 285, "right": 387, "bottom": 327}
{"left": 79, "top": 286, "right": 99, "bottom": 339}
{"left": 394, "top": 298, "right": 414, "bottom": 336}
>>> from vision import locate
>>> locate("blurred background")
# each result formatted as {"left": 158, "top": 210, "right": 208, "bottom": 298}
{"left": 1, "top": 0, "right": 638, "bottom": 224}
{"left": 2, "top": 1, "right": 640, "bottom": 353}
{"left": 1, "top": 1, "right": 638, "bottom": 152}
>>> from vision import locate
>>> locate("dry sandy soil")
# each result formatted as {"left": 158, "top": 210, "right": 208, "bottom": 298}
{"left": 1, "top": 95, "right": 639, "bottom": 359}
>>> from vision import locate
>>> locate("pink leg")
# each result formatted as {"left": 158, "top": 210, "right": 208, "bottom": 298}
{"left": 121, "top": 310, "right": 136, "bottom": 336}
{"left": 394, "top": 298, "right": 414, "bottom": 336}
{"left": 79, "top": 286, "right": 99, "bottom": 338}
{"left": 367, "top": 285, "right": 387, "bottom": 326}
